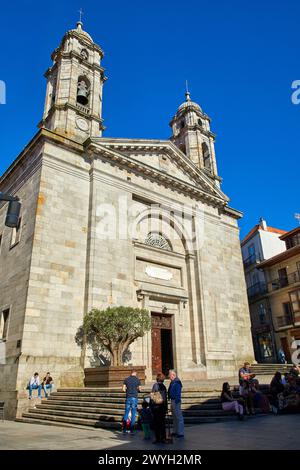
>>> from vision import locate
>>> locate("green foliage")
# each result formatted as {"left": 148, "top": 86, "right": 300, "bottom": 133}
{"left": 78, "top": 306, "right": 151, "bottom": 366}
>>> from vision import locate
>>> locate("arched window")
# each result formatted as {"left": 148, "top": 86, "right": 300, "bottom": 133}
{"left": 145, "top": 232, "right": 172, "bottom": 251}
{"left": 202, "top": 142, "right": 212, "bottom": 172}
{"left": 198, "top": 118, "right": 203, "bottom": 127}
{"left": 77, "top": 75, "right": 90, "bottom": 106}
{"left": 80, "top": 49, "right": 89, "bottom": 61}
{"left": 180, "top": 120, "right": 185, "bottom": 129}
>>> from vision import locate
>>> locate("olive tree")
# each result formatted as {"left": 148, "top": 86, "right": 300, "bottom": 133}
{"left": 76, "top": 306, "right": 151, "bottom": 366}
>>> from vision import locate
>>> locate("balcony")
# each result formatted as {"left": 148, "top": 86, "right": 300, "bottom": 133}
{"left": 243, "top": 253, "right": 262, "bottom": 269}
{"left": 276, "top": 314, "right": 294, "bottom": 328}
{"left": 268, "top": 270, "right": 300, "bottom": 292}
{"left": 247, "top": 282, "right": 268, "bottom": 299}
{"left": 76, "top": 103, "right": 91, "bottom": 115}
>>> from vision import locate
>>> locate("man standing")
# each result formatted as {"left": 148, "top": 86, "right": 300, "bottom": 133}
{"left": 168, "top": 369, "right": 184, "bottom": 439}
{"left": 122, "top": 369, "right": 141, "bottom": 435}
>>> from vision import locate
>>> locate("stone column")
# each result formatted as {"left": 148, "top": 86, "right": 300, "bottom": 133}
{"left": 186, "top": 252, "right": 202, "bottom": 365}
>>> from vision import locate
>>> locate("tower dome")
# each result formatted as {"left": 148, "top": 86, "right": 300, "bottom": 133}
{"left": 69, "top": 21, "right": 93, "bottom": 43}
{"left": 177, "top": 91, "right": 202, "bottom": 113}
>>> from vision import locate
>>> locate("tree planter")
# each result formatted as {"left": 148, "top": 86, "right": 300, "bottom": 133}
{"left": 84, "top": 366, "right": 146, "bottom": 387}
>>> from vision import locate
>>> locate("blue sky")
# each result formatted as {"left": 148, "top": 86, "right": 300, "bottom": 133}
{"left": 0, "top": 0, "right": 299, "bottom": 239}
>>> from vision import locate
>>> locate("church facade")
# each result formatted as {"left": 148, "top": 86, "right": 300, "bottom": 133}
{"left": 0, "top": 22, "right": 254, "bottom": 418}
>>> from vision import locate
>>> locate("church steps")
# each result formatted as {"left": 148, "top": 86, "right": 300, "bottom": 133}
{"left": 40, "top": 400, "right": 223, "bottom": 410}
{"left": 34, "top": 404, "right": 229, "bottom": 416}
{"left": 19, "top": 384, "right": 272, "bottom": 429}
{"left": 47, "top": 394, "right": 222, "bottom": 403}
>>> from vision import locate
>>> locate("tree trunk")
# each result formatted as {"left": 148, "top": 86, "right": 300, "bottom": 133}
{"left": 111, "top": 345, "right": 118, "bottom": 366}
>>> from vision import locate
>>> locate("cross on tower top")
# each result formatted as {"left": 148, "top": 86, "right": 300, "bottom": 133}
{"left": 185, "top": 80, "right": 191, "bottom": 101}
{"left": 78, "top": 8, "right": 84, "bottom": 24}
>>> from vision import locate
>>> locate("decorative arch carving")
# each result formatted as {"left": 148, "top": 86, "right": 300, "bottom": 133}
{"left": 145, "top": 232, "right": 172, "bottom": 251}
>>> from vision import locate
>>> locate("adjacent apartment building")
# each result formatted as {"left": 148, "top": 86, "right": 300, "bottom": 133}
{"left": 241, "top": 218, "right": 286, "bottom": 362}
{"left": 242, "top": 219, "right": 300, "bottom": 363}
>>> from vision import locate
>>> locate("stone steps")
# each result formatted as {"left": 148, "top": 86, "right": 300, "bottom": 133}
{"left": 250, "top": 364, "right": 292, "bottom": 375}
{"left": 41, "top": 399, "right": 223, "bottom": 410}
{"left": 33, "top": 404, "right": 239, "bottom": 417}
{"left": 18, "top": 384, "right": 272, "bottom": 430}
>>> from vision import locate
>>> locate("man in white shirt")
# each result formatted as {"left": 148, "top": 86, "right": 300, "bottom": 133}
{"left": 28, "top": 372, "right": 42, "bottom": 399}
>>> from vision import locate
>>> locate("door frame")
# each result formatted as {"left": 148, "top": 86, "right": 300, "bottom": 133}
{"left": 151, "top": 312, "right": 175, "bottom": 377}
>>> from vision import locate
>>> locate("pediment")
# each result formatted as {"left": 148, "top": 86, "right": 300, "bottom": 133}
{"left": 86, "top": 137, "right": 229, "bottom": 205}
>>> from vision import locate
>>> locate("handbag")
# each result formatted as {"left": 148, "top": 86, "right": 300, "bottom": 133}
{"left": 150, "top": 391, "right": 164, "bottom": 405}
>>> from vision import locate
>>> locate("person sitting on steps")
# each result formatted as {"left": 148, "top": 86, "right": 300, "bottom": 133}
{"left": 27, "top": 372, "right": 42, "bottom": 400}
{"left": 221, "top": 382, "right": 244, "bottom": 420}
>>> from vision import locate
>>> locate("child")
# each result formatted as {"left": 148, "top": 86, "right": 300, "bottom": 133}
{"left": 139, "top": 401, "right": 153, "bottom": 440}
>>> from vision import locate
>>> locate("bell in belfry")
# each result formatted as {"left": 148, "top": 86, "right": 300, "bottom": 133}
{"left": 77, "top": 80, "right": 89, "bottom": 105}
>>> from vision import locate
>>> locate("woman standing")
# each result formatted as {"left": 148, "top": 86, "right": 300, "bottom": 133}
{"left": 151, "top": 373, "right": 168, "bottom": 444}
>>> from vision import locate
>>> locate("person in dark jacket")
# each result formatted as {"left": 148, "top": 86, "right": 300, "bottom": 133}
{"left": 168, "top": 369, "right": 184, "bottom": 438}
{"left": 151, "top": 373, "right": 168, "bottom": 444}
{"left": 139, "top": 401, "right": 153, "bottom": 440}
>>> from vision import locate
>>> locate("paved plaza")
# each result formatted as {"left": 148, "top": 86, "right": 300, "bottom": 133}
{"left": 0, "top": 416, "right": 300, "bottom": 450}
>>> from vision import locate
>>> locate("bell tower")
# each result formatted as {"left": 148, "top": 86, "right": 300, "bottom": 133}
{"left": 40, "top": 21, "right": 107, "bottom": 142}
{"left": 170, "top": 90, "right": 221, "bottom": 186}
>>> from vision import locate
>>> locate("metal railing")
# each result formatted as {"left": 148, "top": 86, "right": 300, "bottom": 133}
{"left": 276, "top": 314, "right": 294, "bottom": 328}
{"left": 243, "top": 253, "right": 262, "bottom": 269}
{"left": 247, "top": 282, "right": 268, "bottom": 299}
{"left": 268, "top": 270, "right": 300, "bottom": 292}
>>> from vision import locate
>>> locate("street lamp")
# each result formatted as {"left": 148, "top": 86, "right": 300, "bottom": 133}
{"left": 0, "top": 192, "right": 21, "bottom": 228}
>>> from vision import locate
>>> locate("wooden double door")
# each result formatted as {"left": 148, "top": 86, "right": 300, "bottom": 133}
{"left": 151, "top": 313, "right": 174, "bottom": 377}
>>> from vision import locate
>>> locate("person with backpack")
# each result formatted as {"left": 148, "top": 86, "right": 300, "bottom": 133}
{"left": 150, "top": 373, "right": 168, "bottom": 444}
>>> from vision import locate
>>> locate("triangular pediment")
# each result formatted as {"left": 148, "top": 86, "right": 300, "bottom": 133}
{"left": 86, "top": 137, "right": 229, "bottom": 205}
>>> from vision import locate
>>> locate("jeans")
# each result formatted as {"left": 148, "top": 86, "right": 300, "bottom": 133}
{"left": 171, "top": 400, "right": 184, "bottom": 436}
{"left": 29, "top": 384, "right": 42, "bottom": 398}
{"left": 123, "top": 397, "right": 138, "bottom": 430}
{"left": 43, "top": 384, "right": 53, "bottom": 396}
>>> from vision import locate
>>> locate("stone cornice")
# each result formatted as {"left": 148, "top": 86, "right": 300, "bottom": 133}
{"left": 45, "top": 53, "right": 106, "bottom": 78}
{"left": 0, "top": 129, "right": 84, "bottom": 184}
{"left": 86, "top": 137, "right": 229, "bottom": 202}
{"left": 85, "top": 140, "right": 227, "bottom": 208}
{"left": 40, "top": 102, "right": 104, "bottom": 128}
{"left": 170, "top": 125, "right": 216, "bottom": 141}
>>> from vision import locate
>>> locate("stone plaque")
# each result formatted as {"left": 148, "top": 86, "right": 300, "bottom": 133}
{"left": 145, "top": 265, "right": 173, "bottom": 281}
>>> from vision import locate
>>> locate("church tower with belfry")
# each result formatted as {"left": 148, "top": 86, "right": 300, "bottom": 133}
{"left": 40, "top": 20, "right": 107, "bottom": 142}
{"left": 170, "top": 88, "right": 221, "bottom": 187}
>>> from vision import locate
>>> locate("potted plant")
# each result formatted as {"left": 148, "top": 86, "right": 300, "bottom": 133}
{"left": 76, "top": 306, "right": 151, "bottom": 387}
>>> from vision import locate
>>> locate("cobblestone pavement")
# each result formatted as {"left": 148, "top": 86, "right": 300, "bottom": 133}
{"left": 0, "top": 415, "right": 299, "bottom": 450}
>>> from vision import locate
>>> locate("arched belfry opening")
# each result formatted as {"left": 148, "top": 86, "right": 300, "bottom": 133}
{"left": 77, "top": 76, "right": 90, "bottom": 106}
{"left": 202, "top": 142, "right": 212, "bottom": 172}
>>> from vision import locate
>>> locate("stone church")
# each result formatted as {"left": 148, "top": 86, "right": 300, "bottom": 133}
{"left": 0, "top": 21, "right": 254, "bottom": 418}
